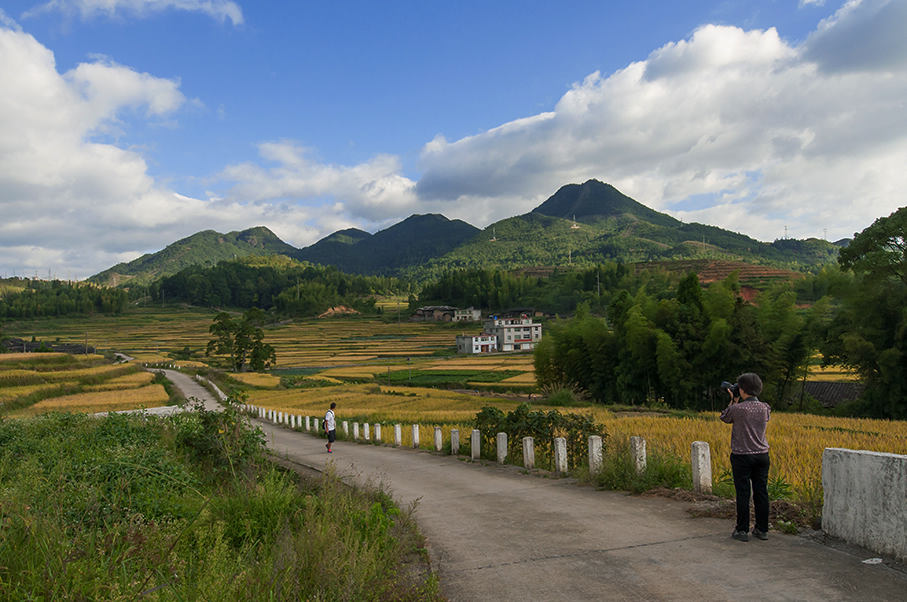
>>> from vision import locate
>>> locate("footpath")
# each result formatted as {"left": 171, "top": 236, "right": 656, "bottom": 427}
{"left": 165, "top": 377, "right": 907, "bottom": 601}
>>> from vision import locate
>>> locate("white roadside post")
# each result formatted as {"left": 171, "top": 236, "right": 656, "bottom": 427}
{"left": 496, "top": 432, "right": 508, "bottom": 464}
{"left": 471, "top": 429, "right": 481, "bottom": 461}
{"left": 588, "top": 435, "right": 603, "bottom": 475}
{"left": 305, "top": 416, "right": 311, "bottom": 431}
{"left": 342, "top": 421, "right": 349, "bottom": 436}
{"left": 450, "top": 429, "right": 460, "bottom": 455}
{"left": 434, "top": 427, "right": 443, "bottom": 452}
{"left": 691, "top": 441, "right": 713, "bottom": 494}
{"left": 394, "top": 424, "right": 402, "bottom": 447}
{"left": 353, "top": 422, "right": 359, "bottom": 440}
{"left": 412, "top": 424, "right": 420, "bottom": 448}
{"left": 554, "top": 437, "right": 568, "bottom": 474}
{"left": 630, "top": 436, "right": 647, "bottom": 474}
{"left": 364, "top": 423, "right": 370, "bottom": 441}
{"left": 523, "top": 437, "right": 535, "bottom": 469}
{"left": 375, "top": 423, "right": 382, "bottom": 442}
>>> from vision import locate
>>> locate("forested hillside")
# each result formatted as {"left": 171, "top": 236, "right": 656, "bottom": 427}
{"left": 150, "top": 256, "right": 404, "bottom": 315}
{"left": 89, "top": 226, "right": 299, "bottom": 286}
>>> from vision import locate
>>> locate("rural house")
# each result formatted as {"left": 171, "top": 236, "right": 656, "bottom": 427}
{"left": 411, "top": 306, "right": 482, "bottom": 322}
{"left": 410, "top": 306, "right": 458, "bottom": 321}
{"left": 484, "top": 314, "right": 543, "bottom": 352}
{"left": 456, "top": 333, "right": 499, "bottom": 354}
{"left": 454, "top": 307, "right": 482, "bottom": 322}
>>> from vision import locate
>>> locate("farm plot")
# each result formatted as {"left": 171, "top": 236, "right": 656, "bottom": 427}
{"left": 0, "top": 353, "right": 169, "bottom": 415}
{"left": 9, "top": 385, "right": 169, "bottom": 417}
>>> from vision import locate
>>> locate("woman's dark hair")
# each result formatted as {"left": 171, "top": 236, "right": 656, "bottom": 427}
{"left": 737, "top": 372, "right": 763, "bottom": 396}
{"left": 330, "top": 402, "right": 336, "bottom": 409}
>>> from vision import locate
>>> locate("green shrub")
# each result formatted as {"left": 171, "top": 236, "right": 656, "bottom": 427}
{"left": 589, "top": 436, "right": 691, "bottom": 493}
{"left": 474, "top": 403, "right": 607, "bottom": 470}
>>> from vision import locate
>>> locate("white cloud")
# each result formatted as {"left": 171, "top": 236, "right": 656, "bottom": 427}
{"left": 0, "top": 25, "right": 306, "bottom": 279}
{"left": 219, "top": 141, "right": 419, "bottom": 222}
{"left": 413, "top": 4, "right": 907, "bottom": 243}
{"left": 24, "top": 0, "right": 243, "bottom": 26}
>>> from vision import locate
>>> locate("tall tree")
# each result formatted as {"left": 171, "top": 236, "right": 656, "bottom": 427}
{"left": 206, "top": 308, "right": 277, "bottom": 372}
{"left": 826, "top": 206, "right": 906, "bottom": 418}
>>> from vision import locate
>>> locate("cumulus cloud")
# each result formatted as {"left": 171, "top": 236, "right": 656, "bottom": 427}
{"left": 24, "top": 0, "right": 244, "bottom": 26}
{"left": 414, "top": 2, "right": 907, "bottom": 242}
{"left": 804, "top": 0, "right": 907, "bottom": 73}
{"left": 219, "top": 141, "right": 419, "bottom": 222}
{"left": 0, "top": 24, "right": 307, "bottom": 279}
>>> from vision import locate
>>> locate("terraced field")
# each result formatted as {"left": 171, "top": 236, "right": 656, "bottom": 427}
{"left": 0, "top": 353, "right": 171, "bottom": 416}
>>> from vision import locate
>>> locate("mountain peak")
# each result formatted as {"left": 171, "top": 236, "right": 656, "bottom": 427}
{"left": 532, "top": 179, "right": 680, "bottom": 227}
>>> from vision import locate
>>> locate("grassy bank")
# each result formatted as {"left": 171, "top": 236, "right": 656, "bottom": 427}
{"left": 0, "top": 402, "right": 439, "bottom": 599}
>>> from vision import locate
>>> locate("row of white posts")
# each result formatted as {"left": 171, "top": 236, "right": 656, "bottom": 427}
{"left": 240, "top": 403, "right": 716, "bottom": 486}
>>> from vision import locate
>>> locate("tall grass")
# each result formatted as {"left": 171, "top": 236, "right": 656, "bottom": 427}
{"left": 0, "top": 403, "right": 439, "bottom": 599}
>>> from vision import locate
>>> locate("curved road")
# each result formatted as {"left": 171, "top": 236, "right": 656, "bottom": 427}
{"left": 165, "top": 376, "right": 906, "bottom": 601}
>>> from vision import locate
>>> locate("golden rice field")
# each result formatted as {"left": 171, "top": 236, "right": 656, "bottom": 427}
{"left": 807, "top": 364, "right": 861, "bottom": 382}
{"left": 0, "top": 382, "right": 76, "bottom": 404}
{"left": 83, "top": 371, "right": 154, "bottom": 391}
{"left": 9, "top": 384, "right": 170, "bottom": 417}
{"left": 229, "top": 372, "right": 283, "bottom": 388}
{"left": 0, "top": 353, "right": 172, "bottom": 415}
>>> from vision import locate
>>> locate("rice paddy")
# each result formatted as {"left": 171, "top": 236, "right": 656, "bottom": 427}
{"left": 9, "top": 384, "right": 170, "bottom": 417}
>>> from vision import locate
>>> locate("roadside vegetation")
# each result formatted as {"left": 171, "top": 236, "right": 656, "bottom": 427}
{"left": 0, "top": 401, "right": 439, "bottom": 600}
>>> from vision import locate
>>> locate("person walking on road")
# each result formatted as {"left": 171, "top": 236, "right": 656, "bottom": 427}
{"left": 720, "top": 372, "right": 771, "bottom": 542}
{"left": 324, "top": 402, "right": 337, "bottom": 453}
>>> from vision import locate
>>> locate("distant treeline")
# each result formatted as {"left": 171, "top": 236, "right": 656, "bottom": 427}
{"left": 413, "top": 262, "right": 847, "bottom": 315}
{"left": 414, "top": 263, "right": 673, "bottom": 315}
{"left": 0, "top": 280, "right": 127, "bottom": 319}
{"left": 148, "top": 258, "right": 404, "bottom": 315}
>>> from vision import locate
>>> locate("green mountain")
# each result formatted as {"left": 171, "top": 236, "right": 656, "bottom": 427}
{"left": 295, "top": 214, "right": 480, "bottom": 274}
{"left": 89, "top": 226, "right": 298, "bottom": 286}
{"left": 400, "top": 179, "right": 841, "bottom": 278}
{"left": 89, "top": 180, "right": 842, "bottom": 286}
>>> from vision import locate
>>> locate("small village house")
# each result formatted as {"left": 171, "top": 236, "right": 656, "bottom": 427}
{"left": 484, "top": 314, "right": 542, "bottom": 352}
{"left": 456, "top": 333, "right": 498, "bottom": 354}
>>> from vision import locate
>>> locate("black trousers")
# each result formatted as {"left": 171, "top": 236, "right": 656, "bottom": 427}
{"left": 730, "top": 452, "right": 770, "bottom": 533}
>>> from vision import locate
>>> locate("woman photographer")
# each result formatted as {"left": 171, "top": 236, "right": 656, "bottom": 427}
{"left": 720, "top": 372, "right": 771, "bottom": 542}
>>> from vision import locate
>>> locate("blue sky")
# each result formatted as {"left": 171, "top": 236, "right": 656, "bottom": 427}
{"left": 1, "top": 0, "right": 906, "bottom": 279}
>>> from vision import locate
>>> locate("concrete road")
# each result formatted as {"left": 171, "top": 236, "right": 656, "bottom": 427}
{"left": 95, "top": 369, "right": 222, "bottom": 417}
{"left": 160, "top": 376, "right": 907, "bottom": 601}
{"left": 261, "top": 423, "right": 906, "bottom": 601}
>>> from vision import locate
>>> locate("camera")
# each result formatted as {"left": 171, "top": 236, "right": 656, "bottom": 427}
{"left": 720, "top": 381, "right": 740, "bottom": 397}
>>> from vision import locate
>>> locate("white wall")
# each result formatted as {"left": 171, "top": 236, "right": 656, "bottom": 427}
{"left": 822, "top": 448, "right": 907, "bottom": 561}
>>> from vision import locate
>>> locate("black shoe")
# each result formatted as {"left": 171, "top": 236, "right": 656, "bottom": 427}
{"left": 752, "top": 528, "right": 768, "bottom": 540}
{"left": 731, "top": 530, "right": 749, "bottom": 542}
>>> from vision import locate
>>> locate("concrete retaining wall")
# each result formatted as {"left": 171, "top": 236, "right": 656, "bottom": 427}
{"left": 822, "top": 448, "right": 907, "bottom": 561}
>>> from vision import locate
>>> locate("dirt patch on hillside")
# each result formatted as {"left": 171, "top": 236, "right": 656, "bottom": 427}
{"left": 318, "top": 305, "right": 360, "bottom": 318}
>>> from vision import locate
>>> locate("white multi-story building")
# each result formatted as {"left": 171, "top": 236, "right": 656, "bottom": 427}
{"left": 484, "top": 315, "right": 542, "bottom": 352}
{"left": 456, "top": 333, "right": 498, "bottom": 354}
